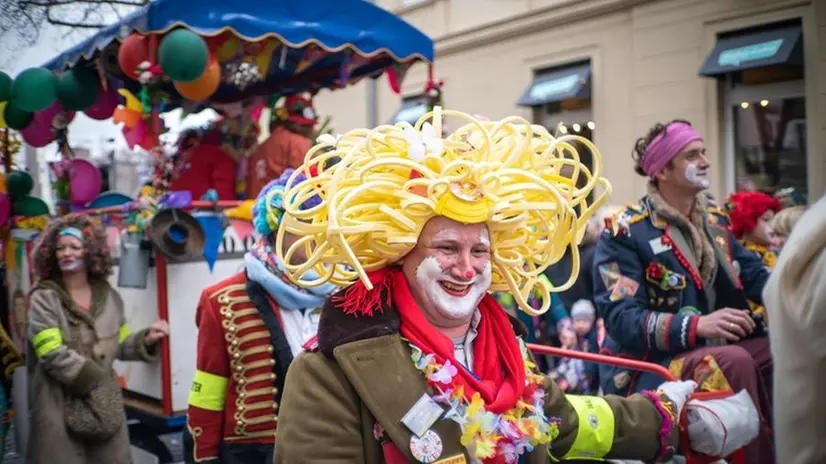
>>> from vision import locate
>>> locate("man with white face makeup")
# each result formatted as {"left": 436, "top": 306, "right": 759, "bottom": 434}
{"left": 268, "top": 109, "right": 744, "bottom": 464}
{"left": 594, "top": 119, "right": 774, "bottom": 463}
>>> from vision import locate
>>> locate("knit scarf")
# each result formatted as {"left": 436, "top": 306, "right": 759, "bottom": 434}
{"left": 246, "top": 239, "right": 336, "bottom": 311}
{"left": 338, "top": 268, "right": 526, "bottom": 414}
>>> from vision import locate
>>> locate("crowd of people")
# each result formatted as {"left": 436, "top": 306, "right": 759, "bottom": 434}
{"left": 22, "top": 107, "right": 823, "bottom": 464}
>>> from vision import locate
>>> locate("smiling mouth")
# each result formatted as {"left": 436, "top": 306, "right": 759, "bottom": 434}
{"left": 439, "top": 280, "right": 472, "bottom": 296}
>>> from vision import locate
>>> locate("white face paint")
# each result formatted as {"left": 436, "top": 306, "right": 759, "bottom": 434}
{"left": 58, "top": 257, "right": 85, "bottom": 272}
{"left": 414, "top": 256, "right": 492, "bottom": 320}
{"left": 684, "top": 163, "right": 710, "bottom": 188}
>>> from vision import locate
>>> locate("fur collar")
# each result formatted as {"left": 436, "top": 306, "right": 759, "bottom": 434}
{"left": 33, "top": 278, "right": 111, "bottom": 328}
{"left": 318, "top": 286, "right": 529, "bottom": 359}
{"left": 647, "top": 183, "right": 718, "bottom": 285}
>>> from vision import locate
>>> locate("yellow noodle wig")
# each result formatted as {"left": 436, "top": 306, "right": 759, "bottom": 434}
{"left": 275, "top": 107, "right": 610, "bottom": 315}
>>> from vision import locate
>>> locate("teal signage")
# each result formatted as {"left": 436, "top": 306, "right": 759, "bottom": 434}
{"left": 529, "top": 74, "right": 582, "bottom": 102}
{"left": 718, "top": 38, "right": 784, "bottom": 67}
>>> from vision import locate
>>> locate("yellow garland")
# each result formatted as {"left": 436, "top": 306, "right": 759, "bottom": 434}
{"left": 276, "top": 107, "right": 610, "bottom": 315}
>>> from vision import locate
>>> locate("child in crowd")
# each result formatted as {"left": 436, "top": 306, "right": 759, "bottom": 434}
{"left": 548, "top": 300, "right": 599, "bottom": 394}
{"left": 727, "top": 191, "right": 783, "bottom": 334}
{"left": 771, "top": 205, "right": 806, "bottom": 253}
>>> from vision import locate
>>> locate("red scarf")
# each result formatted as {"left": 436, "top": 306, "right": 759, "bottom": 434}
{"left": 338, "top": 268, "right": 526, "bottom": 414}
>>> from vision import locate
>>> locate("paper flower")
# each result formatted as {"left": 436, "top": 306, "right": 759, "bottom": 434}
{"left": 430, "top": 359, "right": 458, "bottom": 384}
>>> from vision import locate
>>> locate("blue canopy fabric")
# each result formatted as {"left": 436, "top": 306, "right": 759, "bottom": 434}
{"left": 42, "top": 0, "right": 433, "bottom": 102}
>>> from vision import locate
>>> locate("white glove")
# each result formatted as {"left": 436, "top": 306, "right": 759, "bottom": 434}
{"left": 686, "top": 390, "right": 760, "bottom": 457}
{"left": 655, "top": 380, "right": 697, "bottom": 418}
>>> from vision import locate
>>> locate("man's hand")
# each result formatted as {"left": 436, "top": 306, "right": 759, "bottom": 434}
{"left": 144, "top": 319, "right": 170, "bottom": 346}
{"left": 696, "top": 308, "right": 755, "bottom": 342}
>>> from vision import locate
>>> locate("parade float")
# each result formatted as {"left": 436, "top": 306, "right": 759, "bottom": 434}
{"left": 0, "top": 0, "right": 434, "bottom": 459}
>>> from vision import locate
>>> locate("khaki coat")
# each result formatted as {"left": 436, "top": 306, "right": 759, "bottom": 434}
{"left": 26, "top": 279, "right": 158, "bottom": 464}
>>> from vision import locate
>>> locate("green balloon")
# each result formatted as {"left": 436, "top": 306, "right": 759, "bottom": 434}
{"left": 57, "top": 67, "right": 100, "bottom": 111}
{"left": 6, "top": 171, "right": 33, "bottom": 198}
{"left": 10, "top": 68, "right": 57, "bottom": 112}
{"left": 12, "top": 195, "right": 49, "bottom": 218}
{"left": 0, "top": 72, "right": 11, "bottom": 102}
{"left": 158, "top": 29, "right": 209, "bottom": 83}
{"left": 3, "top": 103, "right": 33, "bottom": 130}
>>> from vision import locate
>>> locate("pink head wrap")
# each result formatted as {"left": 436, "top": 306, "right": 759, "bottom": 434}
{"left": 641, "top": 121, "right": 703, "bottom": 177}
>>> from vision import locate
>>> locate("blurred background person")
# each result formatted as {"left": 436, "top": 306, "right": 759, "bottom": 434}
{"left": 763, "top": 195, "right": 826, "bottom": 464}
{"left": 246, "top": 95, "right": 317, "bottom": 198}
{"left": 27, "top": 214, "right": 168, "bottom": 464}
{"left": 771, "top": 205, "right": 806, "bottom": 253}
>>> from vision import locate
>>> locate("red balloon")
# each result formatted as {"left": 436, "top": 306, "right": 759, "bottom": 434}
{"left": 118, "top": 33, "right": 151, "bottom": 80}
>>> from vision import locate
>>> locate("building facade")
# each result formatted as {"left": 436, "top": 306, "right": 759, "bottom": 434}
{"left": 313, "top": 0, "right": 826, "bottom": 205}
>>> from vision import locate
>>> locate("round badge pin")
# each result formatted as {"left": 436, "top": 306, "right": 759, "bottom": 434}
{"left": 409, "top": 429, "right": 443, "bottom": 463}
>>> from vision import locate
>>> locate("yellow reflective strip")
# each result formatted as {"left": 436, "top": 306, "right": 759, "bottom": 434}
{"left": 118, "top": 325, "right": 131, "bottom": 344}
{"left": 32, "top": 328, "right": 63, "bottom": 359}
{"left": 188, "top": 370, "right": 229, "bottom": 412}
{"left": 562, "top": 395, "right": 615, "bottom": 460}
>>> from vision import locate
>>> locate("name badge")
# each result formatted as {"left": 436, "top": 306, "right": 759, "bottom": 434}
{"left": 649, "top": 237, "right": 672, "bottom": 255}
{"left": 402, "top": 394, "right": 445, "bottom": 437}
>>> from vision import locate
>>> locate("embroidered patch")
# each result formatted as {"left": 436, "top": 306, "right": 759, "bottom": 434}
{"left": 613, "top": 371, "right": 630, "bottom": 389}
{"left": 666, "top": 296, "right": 678, "bottom": 306}
{"left": 648, "top": 236, "right": 672, "bottom": 255}
{"left": 714, "top": 235, "right": 726, "bottom": 249}
{"left": 645, "top": 262, "right": 687, "bottom": 291}
{"left": 609, "top": 276, "right": 639, "bottom": 301}
{"left": 598, "top": 262, "right": 621, "bottom": 290}
{"left": 694, "top": 355, "right": 732, "bottom": 393}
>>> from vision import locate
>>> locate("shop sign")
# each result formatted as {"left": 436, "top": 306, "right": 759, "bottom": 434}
{"left": 529, "top": 74, "right": 582, "bottom": 102}
{"left": 718, "top": 38, "right": 783, "bottom": 67}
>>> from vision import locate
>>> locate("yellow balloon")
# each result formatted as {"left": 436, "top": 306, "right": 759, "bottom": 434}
{"left": 118, "top": 89, "right": 144, "bottom": 113}
{"left": 0, "top": 101, "right": 6, "bottom": 129}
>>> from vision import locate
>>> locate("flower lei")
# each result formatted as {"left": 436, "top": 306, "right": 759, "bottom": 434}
{"left": 409, "top": 340, "right": 560, "bottom": 463}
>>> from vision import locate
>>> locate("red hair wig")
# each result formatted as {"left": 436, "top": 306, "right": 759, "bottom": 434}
{"left": 727, "top": 191, "right": 782, "bottom": 239}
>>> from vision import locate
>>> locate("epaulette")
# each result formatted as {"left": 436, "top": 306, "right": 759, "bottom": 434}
{"left": 605, "top": 201, "right": 648, "bottom": 237}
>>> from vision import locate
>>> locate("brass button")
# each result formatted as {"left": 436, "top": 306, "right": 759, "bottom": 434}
{"left": 235, "top": 365, "right": 243, "bottom": 372}
{"left": 233, "top": 353, "right": 241, "bottom": 359}
{"left": 231, "top": 340, "right": 239, "bottom": 346}
{"left": 269, "top": 359, "right": 275, "bottom": 365}
{"left": 228, "top": 326, "right": 236, "bottom": 333}
{"left": 267, "top": 346, "right": 274, "bottom": 353}
{"left": 237, "top": 405, "right": 245, "bottom": 411}
{"left": 238, "top": 378, "right": 246, "bottom": 385}
{"left": 236, "top": 420, "right": 244, "bottom": 427}
{"left": 269, "top": 373, "right": 276, "bottom": 380}
{"left": 239, "top": 392, "right": 246, "bottom": 399}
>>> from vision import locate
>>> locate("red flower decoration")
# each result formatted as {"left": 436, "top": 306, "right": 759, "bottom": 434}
{"left": 646, "top": 262, "right": 665, "bottom": 281}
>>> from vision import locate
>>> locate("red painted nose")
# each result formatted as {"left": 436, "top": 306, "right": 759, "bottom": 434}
{"left": 464, "top": 271, "right": 474, "bottom": 280}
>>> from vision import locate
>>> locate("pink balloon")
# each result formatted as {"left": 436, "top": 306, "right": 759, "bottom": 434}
{"left": 20, "top": 120, "right": 55, "bottom": 148}
{"left": 0, "top": 193, "right": 9, "bottom": 225}
{"left": 35, "top": 100, "right": 76, "bottom": 128}
{"left": 85, "top": 84, "right": 119, "bottom": 120}
{"left": 69, "top": 159, "right": 102, "bottom": 205}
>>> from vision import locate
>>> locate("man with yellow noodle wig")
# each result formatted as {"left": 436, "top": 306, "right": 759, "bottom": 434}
{"left": 273, "top": 108, "right": 712, "bottom": 463}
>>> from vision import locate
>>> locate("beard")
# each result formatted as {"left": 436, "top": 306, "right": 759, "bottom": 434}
{"left": 414, "top": 256, "right": 492, "bottom": 320}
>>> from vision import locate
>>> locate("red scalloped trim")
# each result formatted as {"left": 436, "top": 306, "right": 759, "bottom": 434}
{"left": 641, "top": 390, "right": 676, "bottom": 462}
{"left": 661, "top": 229, "right": 703, "bottom": 289}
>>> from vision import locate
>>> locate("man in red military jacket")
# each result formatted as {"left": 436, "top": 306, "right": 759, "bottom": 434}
{"left": 185, "top": 169, "right": 336, "bottom": 463}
